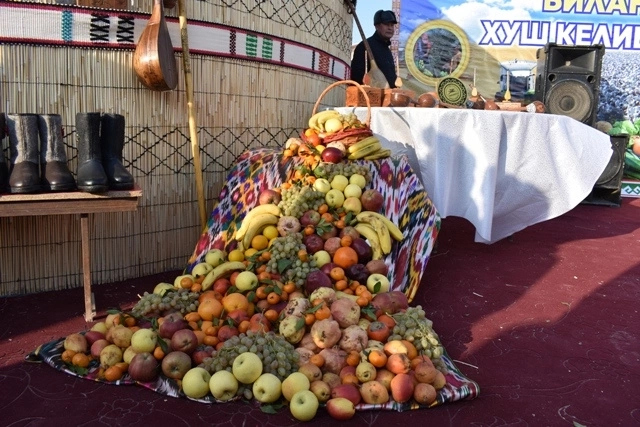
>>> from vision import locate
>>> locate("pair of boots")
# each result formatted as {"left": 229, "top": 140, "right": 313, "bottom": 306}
{"left": 4, "top": 113, "right": 76, "bottom": 194}
{"left": 75, "top": 112, "right": 134, "bottom": 193}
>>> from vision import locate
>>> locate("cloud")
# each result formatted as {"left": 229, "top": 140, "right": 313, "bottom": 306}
{"left": 441, "top": 1, "right": 533, "bottom": 42}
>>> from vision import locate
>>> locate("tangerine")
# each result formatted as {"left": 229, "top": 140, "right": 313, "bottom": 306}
{"left": 71, "top": 352, "right": 91, "bottom": 368}
{"left": 333, "top": 246, "right": 358, "bottom": 269}
{"left": 197, "top": 298, "right": 223, "bottom": 321}
{"left": 103, "top": 365, "right": 125, "bottom": 382}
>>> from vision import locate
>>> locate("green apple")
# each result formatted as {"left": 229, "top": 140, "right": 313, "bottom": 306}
{"left": 313, "top": 178, "right": 332, "bottom": 194}
{"left": 330, "top": 174, "right": 349, "bottom": 192}
{"left": 232, "top": 352, "right": 263, "bottom": 384}
{"left": 343, "top": 183, "right": 362, "bottom": 199}
{"left": 252, "top": 373, "right": 282, "bottom": 403}
{"left": 282, "top": 371, "right": 311, "bottom": 401}
{"left": 342, "top": 197, "right": 362, "bottom": 214}
{"left": 123, "top": 345, "right": 138, "bottom": 364}
{"left": 191, "top": 262, "right": 213, "bottom": 279}
{"left": 366, "top": 273, "right": 390, "bottom": 294}
{"left": 204, "top": 249, "right": 227, "bottom": 268}
{"left": 90, "top": 321, "right": 108, "bottom": 335}
{"left": 325, "top": 188, "right": 345, "bottom": 208}
{"left": 349, "top": 173, "right": 367, "bottom": 189}
{"left": 289, "top": 390, "right": 319, "bottom": 421}
{"left": 153, "top": 282, "right": 174, "bottom": 296}
{"left": 130, "top": 328, "right": 158, "bottom": 353}
{"left": 182, "top": 367, "right": 212, "bottom": 399}
{"left": 234, "top": 271, "right": 259, "bottom": 292}
{"left": 312, "top": 250, "right": 332, "bottom": 268}
{"left": 209, "top": 370, "right": 238, "bottom": 401}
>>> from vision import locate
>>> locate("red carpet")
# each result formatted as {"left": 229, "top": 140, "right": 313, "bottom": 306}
{"left": 1, "top": 198, "right": 639, "bottom": 426}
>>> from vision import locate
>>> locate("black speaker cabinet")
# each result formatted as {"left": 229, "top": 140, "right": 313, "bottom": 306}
{"left": 535, "top": 43, "right": 605, "bottom": 127}
{"left": 582, "top": 134, "right": 627, "bottom": 207}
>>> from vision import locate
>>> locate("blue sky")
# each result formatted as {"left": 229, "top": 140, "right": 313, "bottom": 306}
{"left": 351, "top": 0, "right": 392, "bottom": 43}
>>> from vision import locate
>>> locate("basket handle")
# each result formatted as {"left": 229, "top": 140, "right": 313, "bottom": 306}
{"left": 312, "top": 80, "right": 371, "bottom": 127}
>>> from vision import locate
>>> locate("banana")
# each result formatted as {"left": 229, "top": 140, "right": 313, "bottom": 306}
{"left": 347, "top": 136, "right": 380, "bottom": 154}
{"left": 361, "top": 215, "right": 392, "bottom": 254}
{"left": 242, "top": 213, "right": 279, "bottom": 249}
{"left": 235, "top": 203, "right": 281, "bottom": 241}
{"left": 354, "top": 223, "right": 384, "bottom": 260}
{"left": 356, "top": 211, "right": 404, "bottom": 241}
{"left": 309, "top": 110, "right": 341, "bottom": 132}
{"left": 364, "top": 148, "right": 392, "bottom": 160}
{"left": 348, "top": 141, "right": 382, "bottom": 160}
{"left": 201, "top": 261, "right": 246, "bottom": 291}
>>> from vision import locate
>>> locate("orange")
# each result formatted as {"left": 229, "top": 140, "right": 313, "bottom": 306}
{"left": 221, "top": 293, "right": 249, "bottom": 313}
{"left": 333, "top": 246, "right": 358, "bottom": 269}
{"left": 197, "top": 298, "right": 223, "bottom": 321}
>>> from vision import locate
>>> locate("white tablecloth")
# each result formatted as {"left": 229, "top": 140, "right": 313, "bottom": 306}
{"left": 337, "top": 107, "right": 613, "bottom": 243}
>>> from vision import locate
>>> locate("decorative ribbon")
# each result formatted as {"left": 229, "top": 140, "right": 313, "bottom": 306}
{"left": 0, "top": 1, "right": 349, "bottom": 80}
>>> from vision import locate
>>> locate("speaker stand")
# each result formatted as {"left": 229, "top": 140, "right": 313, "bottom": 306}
{"left": 581, "top": 187, "right": 622, "bottom": 207}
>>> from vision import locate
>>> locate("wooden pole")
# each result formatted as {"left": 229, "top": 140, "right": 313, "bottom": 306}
{"left": 178, "top": 0, "right": 207, "bottom": 230}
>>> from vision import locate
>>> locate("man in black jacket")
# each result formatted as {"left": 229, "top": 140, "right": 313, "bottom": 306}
{"left": 350, "top": 10, "right": 398, "bottom": 88}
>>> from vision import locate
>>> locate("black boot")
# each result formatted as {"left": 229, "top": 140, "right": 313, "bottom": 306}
{"left": 38, "top": 114, "right": 77, "bottom": 192}
{"left": 0, "top": 114, "right": 9, "bottom": 194}
{"left": 76, "top": 112, "right": 108, "bottom": 193}
{"left": 100, "top": 114, "right": 134, "bottom": 190}
{"left": 7, "top": 113, "right": 41, "bottom": 194}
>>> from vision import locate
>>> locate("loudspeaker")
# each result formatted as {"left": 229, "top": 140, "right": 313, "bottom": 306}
{"left": 582, "top": 135, "right": 627, "bottom": 207}
{"left": 535, "top": 43, "right": 605, "bottom": 127}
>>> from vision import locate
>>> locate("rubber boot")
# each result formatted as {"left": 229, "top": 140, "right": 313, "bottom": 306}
{"left": 0, "top": 114, "right": 9, "bottom": 193}
{"left": 38, "top": 114, "right": 77, "bottom": 192}
{"left": 76, "top": 112, "right": 108, "bottom": 193}
{"left": 100, "top": 113, "right": 134, "bottom": 190}
{"left": 7, "top": 113, "right": 41, "bottom": 194}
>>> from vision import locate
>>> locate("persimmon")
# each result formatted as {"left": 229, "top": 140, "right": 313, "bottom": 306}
{"left": 103, "top": 365, "right": 125, "bottom": 382}
{"left": 184, "top": 312, "right": 202, "bottom": 323}
{"left": 309, "top": 353, "right": 325, "bottom": 368}
{"left": 368, "top": 349, "right": 388, "bottom": 368}
{"left": 346, "top": 351, "right": 361, "bottom": 367}
{"left": 71, "top": 352, "right": 91, "bottom": 368}
{"left": 264, "top": 309, "right": 279, "bottom": 323}
{"left": 333, "top": 246, "right": 358, "bottom": 269}
{"left": 188, "top": 320, "right": 200, "bottom": 331}
{"left": 377, "top": 314, "right": 396, "bottom": 329}
{"left": 367, "top": 321, "right": 391, "bottom": 342}
{"left": 330, "top": 267, "right": 345, "bottom": 281}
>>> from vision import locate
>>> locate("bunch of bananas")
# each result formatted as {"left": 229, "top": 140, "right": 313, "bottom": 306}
{"left": 347, "top": 136, "right": 391, "bottom": 160}
{"left": 307, "top": 110, "right": 365, "bottom": 134}
{"left": 235, "top": 204, "right": 281, "bottom": 249}
{"left": 354, "top": 211, "right": 403, "bottom": 259}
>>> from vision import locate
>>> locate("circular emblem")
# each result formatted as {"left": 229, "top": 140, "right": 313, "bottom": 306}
{"left": 437, "top": 77, "right": 468, "bottom": 106}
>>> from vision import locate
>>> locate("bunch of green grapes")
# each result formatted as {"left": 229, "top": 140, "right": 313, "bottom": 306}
{"left": 130, "top": 288, "right": 200, "bottom": 318}
{"left": 265, "top": 232, "right": 317, "bottom": 288}
{"left": 277, "top": 184, "right": 325, "bottom": 218}
{"left": 389, "top": 306, "right": 446, "bottom": 369}
{"left": 199, "top": 330, "right": 301, "bottom": 399}
{"left": 315, "top": 162, "right": 371, "bottom": 183}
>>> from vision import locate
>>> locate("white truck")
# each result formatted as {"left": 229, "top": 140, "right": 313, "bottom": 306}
{"left": 494, "top": 59, "right": 537, "bottom": 102}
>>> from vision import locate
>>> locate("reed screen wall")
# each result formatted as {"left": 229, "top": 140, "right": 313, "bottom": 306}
{"left": 0, "top": 0, "right": 352, "bottom": 297}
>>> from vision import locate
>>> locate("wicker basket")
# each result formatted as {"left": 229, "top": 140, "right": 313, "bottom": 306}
{"left": 345, "top": 85, "right": 383, "bottom": 107}
{"left": 314, "top": 80, "right": 372, "bottom": 127}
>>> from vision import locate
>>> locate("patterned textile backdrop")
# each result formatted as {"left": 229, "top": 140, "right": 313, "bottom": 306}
{"left": 0, "top": 0, "right": 355, "bottom": 297}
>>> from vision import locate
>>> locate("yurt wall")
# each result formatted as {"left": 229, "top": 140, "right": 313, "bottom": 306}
{"left": 0, "top": 0, "right": 354, "bottom": 297}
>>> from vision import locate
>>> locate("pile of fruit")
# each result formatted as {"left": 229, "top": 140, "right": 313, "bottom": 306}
{"left": 58, "top": 113, "right": 449, "bottom": 421}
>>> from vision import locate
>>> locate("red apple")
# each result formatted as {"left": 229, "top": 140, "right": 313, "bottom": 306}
{"left": 339, "top": 226, "right": 360, "bottom": 240}
{"left": 323, "top": 237, "right": 342, "bottom": 257}
{"left": 350, "top": 238, "right": 372, "bottom": 264}
{"left": 300, "top": 210, "right": 321, "bottom": 227}
{"left": 191, "top": 348, "right": 213, "bottom": 366}
{"left": 226, "top": 309, "right": 250, "bottom": 326}
{"left": 159, "top": 312, "right": 189, "bottom": 339}
{"left": 217, "top": 324, "right": 239, "bottom": 342}
{"left": 213, "top": 277, "right": 231, "bottom": 295}
{"left": 161, "top": 350, "right": 192, "bottom": 380}
{"left": 366, "top": 259, "right": 389, "bottom": 276}
{"left": 326, "top": 397, "right": 356, "bottom": 420}
{"left": 320, "top": 262, "right": 338, "bottom": 276}
{"left": 258, "top": 189, "right": 281, "bottom": 205}
{"left": 390, "top": 373, "right": 415, "bottom": 403}
{"left": 170, "top": 329, "right": 198, "bottom": 354}
{"left": 345, "top": 263, "right": 370, "bottom": 284}
{"left": 84, "top": 330, "right": 105, "bottom": 347}
{"left": 321, "top": 147, "right": 344, "bottom": 164}
{"left": 331, "top": 383, "right": 361, "bottom": 406}
{"left": 90, "top": 339, "right": 110, "bottom": 359}
{"left": 303, "top": 234, "right": 325, "bottom": 254}
{"left": 318, "top": 224, "right": 338, "bottom": 241}
{"left": 339, "top": 365, "right": 356, "bottom": 378}
{"left": 305, "top": 270, "right": 333, "bottom": 294}
{"left": 360, "top": 189, "right": 384, "bottom": 212}
{"left": 128, "top": 352, "right": 160, "bottom": 382}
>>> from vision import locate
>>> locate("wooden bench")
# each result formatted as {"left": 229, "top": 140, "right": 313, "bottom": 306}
{"left": 0, "top": 186, "right": 143, "bottom": 322}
